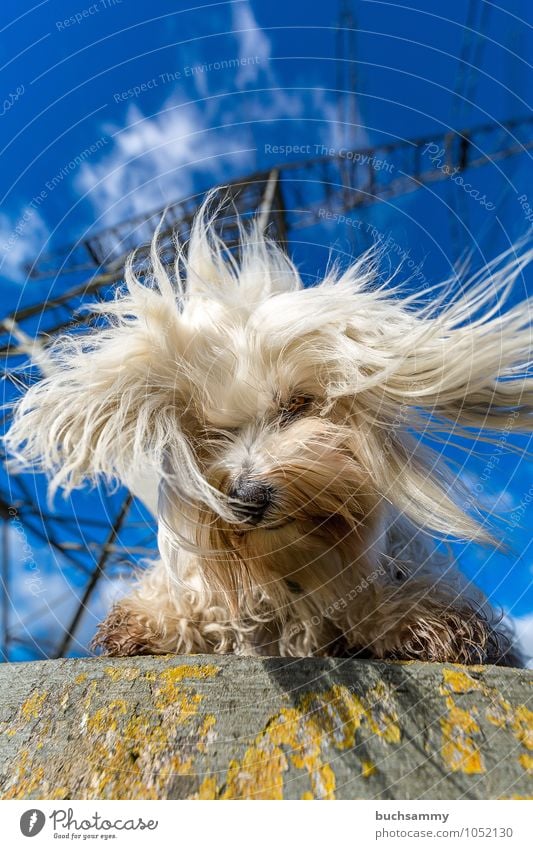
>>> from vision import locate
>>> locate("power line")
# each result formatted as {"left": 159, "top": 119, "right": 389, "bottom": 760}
{"left": 336, "top": 0, "right": 359, "bottom": 149}
{"left": 19, "top": 113, "right": 532, "bottom": 286}
{"left": 54, "top": 494, "right": 133, "bottom": 658}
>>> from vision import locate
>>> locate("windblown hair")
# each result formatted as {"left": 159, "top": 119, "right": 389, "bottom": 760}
{"left": 5, "top": 199, "right": 532, "bottom": 664}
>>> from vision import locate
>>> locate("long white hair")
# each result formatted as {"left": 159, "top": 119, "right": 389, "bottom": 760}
{"left": 5, "top": 199, "right": 533, "bottom": 547}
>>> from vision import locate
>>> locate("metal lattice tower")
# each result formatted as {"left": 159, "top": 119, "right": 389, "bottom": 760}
{"left": 1, "top": 113, "right": 532, "bottom": 660}
{"left": 336, "top": 0, "right": 359, "bottom": 148}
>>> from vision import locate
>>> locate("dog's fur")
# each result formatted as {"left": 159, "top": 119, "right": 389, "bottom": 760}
{"left": 6, "top": 202, "right": 532, "bottom": 664}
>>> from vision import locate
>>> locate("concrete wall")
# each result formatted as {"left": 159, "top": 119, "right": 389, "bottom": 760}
{"left": 0, "top": 655, "right": 531, "bottom": 799}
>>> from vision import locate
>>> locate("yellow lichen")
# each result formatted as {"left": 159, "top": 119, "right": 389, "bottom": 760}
{"left": 205, "top": 683, "right": 401, "bottom": 800}
{"left": 196, "top": 715, "right": 217, "bottom": 753}
{"left": 3, "top": 659, "right": 531, "bottom": 801}
{"left": 48, "top": 786, "right": 70, "bottom": 799}
{"left": 440, "top": 668, "right": 532, "bottom": 767}
{"left": 511, "top": 706, "right": 533, "bottom": 751}
{"left": 155, "top": 685, "right": 202, "bottom": 720}
{"left": 2, "top": 750, "right": 45, "bottom": 799}
{"left": 484, "top": 696, "right": 533, "bottom": 754}
{"left": 69, "top": 664, "right": 222, "bottom": 798}
{"left": 518, "top": 753, "right": 533, "bottom": 772}
{"left": 158, "top": 664, "right": 219, "bottom": 684}
{"left": 486, "top": 699, "right": 511, "bottom": 729}
{"left": 196, "top": 775, "right": 218, "bottom": 799}
{"left": 104, "top": 666, "right": 140, "bottom": 682}
{"left": 20, "top": 691, "right": 47, "bottom": 721}
{"left": 361, "top": 759, "right": 377, "bottom": 778}
{"left": 86, "top": 700, "right": 128, "bottom": 733}
{"left": 153, "top": 665, "right": 219, "bottom": 724}
{"left": 84, "top": 706, "right": 194, "bottom": 799}
{"left": 441, "top": 701, "right": 485, "bottom": 774}
{"left": 222, "top": 746, "right": 288, "bottom": 800}
{"left": 82, "top": 680, "right": 98, "bottom": 712}
{"left": 441, "top": 668, "right": 481, "bottom": 694}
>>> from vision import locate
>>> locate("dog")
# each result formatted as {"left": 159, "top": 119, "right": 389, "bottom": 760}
{"left": 5, "top": 200, "right": 532, "bottom": 665}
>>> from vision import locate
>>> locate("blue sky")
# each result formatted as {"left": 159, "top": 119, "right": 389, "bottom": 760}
{"left": 1, "top": 0, "right": 532, "bottom": 660}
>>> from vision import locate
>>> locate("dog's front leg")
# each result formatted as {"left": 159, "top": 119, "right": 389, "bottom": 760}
{"left": 91, "top": 559, "right": 234, "bottom": 657}
{"left": 347, "top": 580, "right": 519, "bottom": 666}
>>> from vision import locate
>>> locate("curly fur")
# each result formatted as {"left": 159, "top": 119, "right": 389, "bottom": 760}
{"left": 5, "top": 198, "right": 532, "bottom": 665}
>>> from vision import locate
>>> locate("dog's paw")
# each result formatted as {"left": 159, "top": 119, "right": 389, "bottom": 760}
{"left": 382, "top": 607, "right": 518, "bottom": 666}
{"left": 91, "top": 605, "right": 158, "bottom": 657}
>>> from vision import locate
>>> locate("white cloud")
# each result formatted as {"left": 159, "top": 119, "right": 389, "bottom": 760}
{"left": 4, "top": 519, "right": 133, "bottom": 658}
{"left": 18, "top": 3, "right": 365, "bottom": 246}
{"left": 71, "top": 574, "right": 131, "bottom": 656}
{"left": 230, "top": 1, "right": 344, "bottom": 136}
{"left": 512, "top": 612, "right": 533, "bottom": 668}
{"left": 461, "top": 470, "right": 518, "bottom": 513}
{"left": 229, "top": 2, "right": 367, "bottom": 151}
{"left": 0, "top": 207, "right": 49, "bottom": 283}
{"left": 75, "top": 97, "right": 255, "bottom": 229}
{"left": 232, "top": 1, "right": 271, "bottom": 86}
{"left": 311, "top": 86, "right": 369, "bottom": 151}
{"left": 4, "top": 522, "right": 77, "bottom": 652}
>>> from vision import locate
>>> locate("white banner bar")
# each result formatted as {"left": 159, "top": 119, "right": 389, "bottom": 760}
{"left": 1, "top": 799, "right": 532, "bottom": 848}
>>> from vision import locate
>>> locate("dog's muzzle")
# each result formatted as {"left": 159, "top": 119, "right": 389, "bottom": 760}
{"left": 228, "top": 478, "right": 273, "bottom": 525}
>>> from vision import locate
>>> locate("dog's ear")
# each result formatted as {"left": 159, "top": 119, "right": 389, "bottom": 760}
{"left": 336, "top": 246, "right": 532, "bottom": 542}
{"left": 345, "top": 246, "right": 533, "bottom": 436}
{"left": 4, "top": 251, "right": 193, "bottom": 499}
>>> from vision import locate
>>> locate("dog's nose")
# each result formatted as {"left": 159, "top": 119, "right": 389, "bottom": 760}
{"left": 228, "top": 479, "right": 272, "bottom": 523}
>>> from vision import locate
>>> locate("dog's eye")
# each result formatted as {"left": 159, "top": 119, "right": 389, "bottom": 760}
{"left": 280, "top": 394, "right": 313, "bottom": 423}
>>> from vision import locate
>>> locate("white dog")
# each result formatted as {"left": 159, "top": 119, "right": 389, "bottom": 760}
{"left": 6, "top": 201, "right": 532, "bottom": 664}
